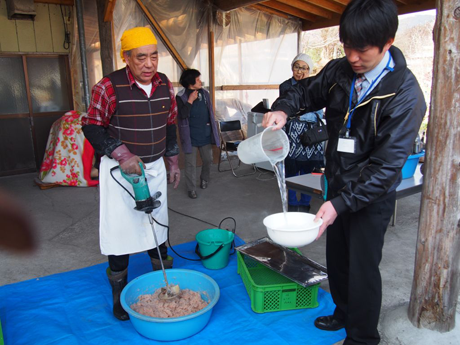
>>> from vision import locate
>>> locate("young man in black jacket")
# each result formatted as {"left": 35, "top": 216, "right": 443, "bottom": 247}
{"left": 262, "top": 0, "right": 426, "bottom": 344}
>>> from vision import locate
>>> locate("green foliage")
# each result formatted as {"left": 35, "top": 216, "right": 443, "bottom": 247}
{"left": 305, "top": 49, "right": 321, "bottom": 64}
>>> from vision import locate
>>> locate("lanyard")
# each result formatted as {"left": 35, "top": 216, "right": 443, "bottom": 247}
{"left": 346, "top": 52, "right": 393, "bottom": 131}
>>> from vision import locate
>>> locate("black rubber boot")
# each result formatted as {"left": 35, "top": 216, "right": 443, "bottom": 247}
{"left": 150, "top": 256, "right": 173, "bottom": 271}
{"left": 106, "top": 268, "right": 129, "bottom": 321}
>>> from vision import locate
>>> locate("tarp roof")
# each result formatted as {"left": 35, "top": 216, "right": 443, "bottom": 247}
{"left": 212, "top": 0, "right": 436, "bottom": 31}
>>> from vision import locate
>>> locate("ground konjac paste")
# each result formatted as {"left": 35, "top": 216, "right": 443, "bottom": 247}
{"left": 131, "top": 288, "right": 209, "bottom": 318}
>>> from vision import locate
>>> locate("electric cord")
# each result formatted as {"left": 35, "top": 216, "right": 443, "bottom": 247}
{"left": 60, "top": 5, "right": 72, "bottom": 50}
{"left": 151, "top": 214, "right": 237, "bottom": 262}
{"left": 110, "top": 166, "right": 237, "bottom": 261}
{"left": 255, "top": 166, "right": 276, "bottom": 181}
{"left": 109, "top": 167, "right": 136, "bottom": 199}
{"left": 168, "top": 207, "right": 218, "bottom": 228}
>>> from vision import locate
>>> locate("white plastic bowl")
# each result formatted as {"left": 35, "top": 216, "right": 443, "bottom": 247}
{"left": 263, "top": 212, "right": 322, "bottom": 247}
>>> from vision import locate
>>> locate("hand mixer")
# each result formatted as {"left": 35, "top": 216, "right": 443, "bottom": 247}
{"left": 111, "top": 162, "right": 180, "bottom": 300}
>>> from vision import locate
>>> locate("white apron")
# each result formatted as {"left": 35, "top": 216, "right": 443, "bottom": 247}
{"left": 99, "top": 156, "right": 168, "bottom": 256}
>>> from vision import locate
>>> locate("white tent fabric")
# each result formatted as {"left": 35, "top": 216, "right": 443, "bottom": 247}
{"left": 71, "top": 0, "right": 300, "bottom": 127}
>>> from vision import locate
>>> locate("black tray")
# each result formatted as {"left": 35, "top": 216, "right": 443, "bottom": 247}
{"left": 236, "top": 237, "right": 328, "bottom": 287}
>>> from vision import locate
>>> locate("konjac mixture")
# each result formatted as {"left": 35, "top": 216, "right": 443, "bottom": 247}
{"left": 131, "top": 288, "right": 209, "bottom": 318}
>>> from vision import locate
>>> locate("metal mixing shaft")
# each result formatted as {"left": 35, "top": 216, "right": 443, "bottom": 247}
{"left": 148, "top": 214, "right": 180, "bottom": 300}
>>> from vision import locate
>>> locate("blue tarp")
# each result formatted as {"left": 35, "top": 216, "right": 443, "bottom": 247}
{"left": 0, "top": 236, "right": 345, "bottom": 344}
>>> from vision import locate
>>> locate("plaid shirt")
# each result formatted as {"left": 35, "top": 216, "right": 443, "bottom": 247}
{"left": 83, "top": 66, "right": 177, "bottom": 127}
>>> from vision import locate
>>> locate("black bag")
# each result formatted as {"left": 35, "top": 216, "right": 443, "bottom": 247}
{"left": 300, "top": 113, "right": 328, "bottom": 146}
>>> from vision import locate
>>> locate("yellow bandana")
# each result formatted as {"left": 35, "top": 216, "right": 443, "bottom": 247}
{"left": 120, "top": 27, "right": 157, "bottom": 62}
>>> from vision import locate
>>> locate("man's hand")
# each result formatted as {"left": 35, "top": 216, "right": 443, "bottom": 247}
{"left": 112, "top": 144, "right": 144, "bottom": 175}
{"left": 314, "top": 201, "right": 338, "bottom": 240}
{"left": 164, "top": 155, "right": 180, "bottom": 189}
{"left": 262, "top": 110, "right": 288, "bottom": 130}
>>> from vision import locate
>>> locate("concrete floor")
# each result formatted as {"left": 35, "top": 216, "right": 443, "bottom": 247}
{"left": 1, "top": 162, "right": 459, "bottom": 344}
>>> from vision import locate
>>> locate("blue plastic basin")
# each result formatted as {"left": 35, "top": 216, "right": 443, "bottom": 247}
{"left": 121, "top": 269, "right": 220, "bottom": 341}
{"left": 402, "top": 151, "right": 424, "bottom": 179}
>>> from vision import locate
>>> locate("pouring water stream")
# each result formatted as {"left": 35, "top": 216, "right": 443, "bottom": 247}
{"left": 271, "top": 160, "right": 289, "bottom": 222}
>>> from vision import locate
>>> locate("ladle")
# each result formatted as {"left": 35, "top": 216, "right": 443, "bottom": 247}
{"left": 148, "top": 214, "right": 181, "bottom": 300}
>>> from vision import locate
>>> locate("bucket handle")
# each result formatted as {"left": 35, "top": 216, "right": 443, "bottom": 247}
{"left": 219, "top": 217, "right": 237, "bottom": 256}
{"left": 195, "top": 217, "right": 237, "bottom": 260}
{"left": 220, "top": 217, "right": 237, "bottom": 256}
{"left": 195, "top": 242, "right": 225, "bottom": 260}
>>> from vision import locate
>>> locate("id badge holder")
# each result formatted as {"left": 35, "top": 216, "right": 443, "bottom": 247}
{"left": 337, "top": 130, "right": 356, "bottom": 153}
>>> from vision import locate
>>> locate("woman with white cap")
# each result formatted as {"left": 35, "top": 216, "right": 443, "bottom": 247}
{"left": 280, "top": 53, "right": 325, "bottom": 212}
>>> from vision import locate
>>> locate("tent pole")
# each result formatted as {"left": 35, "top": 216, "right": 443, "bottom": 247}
{"left": 297, "top": 27, "right": 301, "bottom": 54}
{"left": 208, "top": 28, "right": 215, "bottom": 113}
{"left": 136, "top": 0, "right": 187, "bottom": 71}
{"left": 75, "top": 0, "right": 91, "bottom": 110}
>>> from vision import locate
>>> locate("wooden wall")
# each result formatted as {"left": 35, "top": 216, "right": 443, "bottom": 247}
{"left": 0, "top": 2, "right": 72, "bottom": 53}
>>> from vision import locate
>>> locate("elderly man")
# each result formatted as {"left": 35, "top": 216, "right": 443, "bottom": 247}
{"left": 82, "top": 27, "right": 180, "bottom": 321}
{"left": 263, "top": 0, "right": 426, "bottom": 343}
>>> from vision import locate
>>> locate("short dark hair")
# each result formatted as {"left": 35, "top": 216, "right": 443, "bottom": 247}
{"left": 179, "top": 69, "right": 201, "bottom": 88}
{"left": 339, "top": 0, "right": 398, "bottom": 52}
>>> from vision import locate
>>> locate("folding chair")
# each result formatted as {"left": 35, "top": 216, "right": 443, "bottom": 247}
{"left": 217, "top": 120, "right": 256, "bottom": 177}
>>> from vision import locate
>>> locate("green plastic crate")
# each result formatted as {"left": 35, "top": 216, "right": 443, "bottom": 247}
{"left": 237, "top": 250, "right": 319, "bottom": 313}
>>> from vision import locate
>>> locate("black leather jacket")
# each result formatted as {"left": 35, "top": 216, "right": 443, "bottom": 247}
{"left": 273, "top": 46, "right": 426, "bottom": 214}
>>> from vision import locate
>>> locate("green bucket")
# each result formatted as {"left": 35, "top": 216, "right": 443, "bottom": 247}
{"left": 195, "top": 229, "right": 235, "bottom": 270}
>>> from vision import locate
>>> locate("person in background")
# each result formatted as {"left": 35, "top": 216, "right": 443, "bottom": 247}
{"left": 81, "top": 27, "right": 180, "bottom": 321}
{"left": 262, "top": 0, "right": 426, "bottom": 343}
{"left": 176, "top": 69, "right": 219, "bottom": 199}
{"left": 280, "top": 54, "right": 325, "bottom": 212}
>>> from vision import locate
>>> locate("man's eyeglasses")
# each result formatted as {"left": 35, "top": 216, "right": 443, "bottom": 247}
{"left": 293, "top": 65, "right": 309, "bottom": 72}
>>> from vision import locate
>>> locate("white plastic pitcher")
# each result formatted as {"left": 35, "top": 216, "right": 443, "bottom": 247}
{"left": 237, "top": 127, "right": 289, "bottom": 164}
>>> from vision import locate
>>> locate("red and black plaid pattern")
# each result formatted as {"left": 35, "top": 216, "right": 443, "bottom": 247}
{"left": 82, "top": 66, "right": 177, "bottom": 127}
